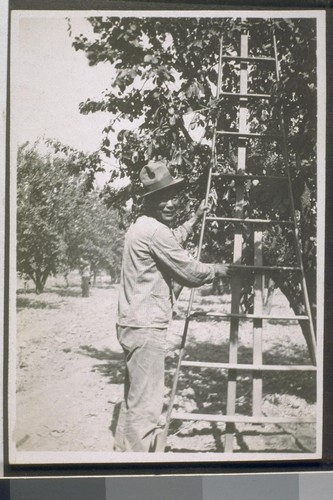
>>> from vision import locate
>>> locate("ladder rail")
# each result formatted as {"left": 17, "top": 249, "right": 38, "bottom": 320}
{"left": 272, "top": 30, "right": 317, "bottom": 365}
{"left": 253, "top": 229, "right": 264, "bottom": 417}
{"left": 224, "top": 27, "right": 250, "bottom": 452}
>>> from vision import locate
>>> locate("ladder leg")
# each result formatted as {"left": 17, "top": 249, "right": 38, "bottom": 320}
{"left": 272, "top": 30, "right": 317, "bottom": 365}
{"left": 225, "top": 28, "right": 249, "bottom": 452}
{"left": 253, "top": 230, "right": 264, "bottom": 416}
{"left": 225, "top": 281, "right": 241, "bottom": 452}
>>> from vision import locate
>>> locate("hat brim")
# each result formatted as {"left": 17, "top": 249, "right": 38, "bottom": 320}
{"left": 140, "top": 177, "right": 185, "bottom": 198}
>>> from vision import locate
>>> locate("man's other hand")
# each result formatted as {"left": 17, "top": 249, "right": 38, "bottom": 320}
{"left": 214, "top": 263, "right": 233, "bottom": 277}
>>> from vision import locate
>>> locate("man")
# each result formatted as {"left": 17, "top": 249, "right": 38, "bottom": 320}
{"left": 114, "top": 159, "right": 230, "bottom": 452}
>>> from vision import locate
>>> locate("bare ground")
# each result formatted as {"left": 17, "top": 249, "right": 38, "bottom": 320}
{"left": 12, "top": 273, "right": 317, "bottom": 458}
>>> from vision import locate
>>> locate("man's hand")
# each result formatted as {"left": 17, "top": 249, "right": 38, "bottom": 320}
{"left": 195, "top": 199, "right": 208, "bottom": 220}
{"left": 214, "top": 263, "right": 233, "bottom": 277}
{"left": 187, "top": 200, "right": 208, "bottom": 229}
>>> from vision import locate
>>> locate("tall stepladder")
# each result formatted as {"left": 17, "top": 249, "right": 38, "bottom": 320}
{"left": 154, "top": 20, "right": 317, "bottom": 454}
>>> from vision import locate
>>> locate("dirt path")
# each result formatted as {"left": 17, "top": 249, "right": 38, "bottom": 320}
{"left": 12, "top": 277, "right": 317, "bottom": 458}
{"left": 14, "top": 281, "right": 123, "bottom": 453}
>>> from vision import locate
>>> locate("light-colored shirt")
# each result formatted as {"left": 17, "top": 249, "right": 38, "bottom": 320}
{"left": 117, "top": 215, "right": 215, "bottom": 328}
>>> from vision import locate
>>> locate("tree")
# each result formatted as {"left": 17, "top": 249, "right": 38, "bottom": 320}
{"left": 17, "top": 140, "right": 105, "bottom": 293}
{"left": 72, "top": 17, "right": 317, "bottom": 340}
{"left": 63, "top": 190, "right": 124, "bottom": 284}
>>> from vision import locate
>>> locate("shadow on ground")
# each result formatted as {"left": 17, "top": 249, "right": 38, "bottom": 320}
{"left": 163, "top": 337, "right": 316, "bottom": 454}
{"left": 77, "top": 336, "right": 316, "bottom": 454}
{"left": 78, "top": 345, "right": 125, "bottom": 385}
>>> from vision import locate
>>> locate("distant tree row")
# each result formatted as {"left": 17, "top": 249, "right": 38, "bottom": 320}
{"left": 17, "top": 140, "right": 124, "bottom": 293}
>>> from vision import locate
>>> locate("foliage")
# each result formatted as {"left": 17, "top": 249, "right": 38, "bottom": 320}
{"left": 64, "top": 190, "right": 124, "bottom": 283}
{"left": 72, "top": 17, "right": 317, "bottom": 322}
{"left": 17, "top": 140, "right": 123, "bottom": 293}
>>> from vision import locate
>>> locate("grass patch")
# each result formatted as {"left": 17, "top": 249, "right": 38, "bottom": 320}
{"left": 52, "top": 287, "right": 82, "bottom": 298}
{"left": 16, "top": 296, "right": 60, "bottom": 310}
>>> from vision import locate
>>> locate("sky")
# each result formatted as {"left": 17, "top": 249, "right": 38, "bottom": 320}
{"left": 11, "top": 14, "right": 114, "bottom": 155}
{"left": 9, "top": 11, "right": 326, "bottom": 184}
{"left": 9, "top": 12, "right": 206, "bottom": 185}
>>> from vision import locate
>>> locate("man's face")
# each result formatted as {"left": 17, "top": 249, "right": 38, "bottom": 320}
{"left": 150, "top": 187, "right": 181, "bottom": 226}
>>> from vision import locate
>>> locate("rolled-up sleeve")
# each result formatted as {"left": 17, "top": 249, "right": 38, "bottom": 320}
{"left": 150, "top": 225, "right": 215, "bottom": 288}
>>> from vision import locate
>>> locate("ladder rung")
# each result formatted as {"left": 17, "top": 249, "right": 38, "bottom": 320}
{"left": 223, "top": 55, "right": 276, "bottom": 64}
{"left": 231, "top": 265, "right": 301, "bottom": 272}
{"left": 220, "top": 92, "right": 271, "bottom": 100}
{"left": 181, "top": 361, "right": 316, "bottom": 371}
{"left": 189, "top": 312, "right": 309, "bottom": 321}
{"left": 212, "top": 173, "right": 287, "bottom": 182}
{"left": 172, "top": 412, "right": 316, "bottom": 424}
{"left": 207, "top": 217, "right": 293, "bottom": 226}
{"left": 216, "top": 131, "right": 282, "bottom": 140}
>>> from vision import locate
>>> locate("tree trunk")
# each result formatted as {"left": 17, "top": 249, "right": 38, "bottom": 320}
{"left": 35, "top": 276, "right": 44, "bottom": 294}
{"left": 109, "top": 267, "right": 115, "bottom": 284}
{"left": 81, "top": 276, "right": 90, "bottom": 297}
{"left": 263, "top": 278, "right": 275, "bottom": 315}
{"left": 63, "top": 272, "right": 69, "bottom": 288}
{"left": 273, "top": 273, "right": 316, "bottom": 363}
{"left": 34, "top": 270, "right": 50, "bottom": 294}
{"left": 34, "top": 269, "right": 43, "bottom": 294}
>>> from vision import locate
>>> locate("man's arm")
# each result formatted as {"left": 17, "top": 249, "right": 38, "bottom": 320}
{"left": 150, "top": 224, "right": 230, "bottom": 288}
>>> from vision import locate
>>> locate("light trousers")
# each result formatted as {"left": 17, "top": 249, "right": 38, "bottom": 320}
{"left": 113, "top": 325, "right": 167, "bottom": 452}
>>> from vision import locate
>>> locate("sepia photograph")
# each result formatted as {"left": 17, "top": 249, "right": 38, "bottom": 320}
{"left": 7, "top": 9, "right": 325, "bottom": 466}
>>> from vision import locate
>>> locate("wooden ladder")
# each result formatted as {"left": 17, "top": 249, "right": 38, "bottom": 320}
{"left": 154, "top": 23, "right": 316, "bottom": 454}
